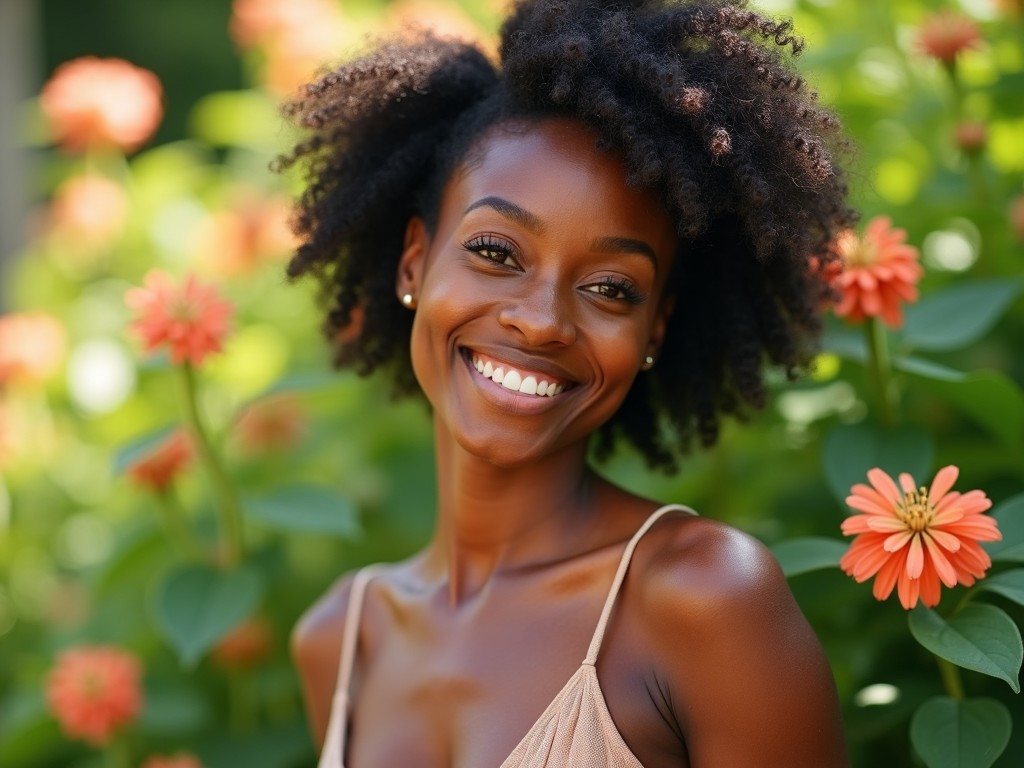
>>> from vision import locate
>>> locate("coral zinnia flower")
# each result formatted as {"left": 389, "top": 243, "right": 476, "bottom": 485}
{"left": 125, "top": 270, "right": 233, "bottom": 366}
{"left": 49, "top": 174, "right": 128, "bottom": 250}
{"left": 45, "top": 645, "right": 142, "bottom": 746}
{"left": 141, "top": 754, "right": 204, "bottom": 768}
{"left": 830, "top": 216, "right": 923, "bottom": 328}
{"left": 840, "top": 466, "right": 1001, "bottom": 610}
{"left": 915, "top": 11, "right": 982, "bottom": 64}
{"left": 126, "top": 431, "right": 192, "bottom": 492}
{"left": 40, "top": 57, "right": 163, "bottom": 154}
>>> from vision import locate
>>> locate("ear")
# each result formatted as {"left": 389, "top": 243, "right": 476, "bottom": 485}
{"left": 396, "top": 217, "right": 429, "bottom": 302}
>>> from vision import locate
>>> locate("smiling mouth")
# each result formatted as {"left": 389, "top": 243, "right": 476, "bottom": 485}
{"left": 467, "top": 351, "right": 571, "bottom": 397}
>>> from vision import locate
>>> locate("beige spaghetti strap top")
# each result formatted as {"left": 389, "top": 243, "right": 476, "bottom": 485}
{"left": 318, "top": 503, "right": 697, "bottom": 768}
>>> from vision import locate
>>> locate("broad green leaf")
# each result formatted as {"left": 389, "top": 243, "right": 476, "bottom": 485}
{"left": 984, "top": 495, "right": 1024, "bottom": 564}
{"left": 770, "top": 537, "right": 848, "bottom": 577}
{"left": 822, "top": 423, "right": 934, "bottom": 505}
{"left": 244, "top": 485, "right": 359, "bottom": 537}
{"left": 153, "top": 563, "right": 264, "bottom": 667}
{"left": 902, "top": 278, "right": 1023, "bottom": 352}
{"left": 908, "top": 605, "right": 1022, "bottom": 693}
{"left": 910, "top": 696, "right": 1011, "bottom": 768}
{"left": 979, "top": 569, "right": 1024, "bottom": 608}
{"left": 821, "top": 322, "right": 868, "bottom": 363}
{"left": 112, "top": 425, "right": 179, "bottom": 476}
{"left": 253, "top": 372, "right": 345, "bottom": 401}
{"left": 898, "top": 366, "right": 1024, "bottom": 450}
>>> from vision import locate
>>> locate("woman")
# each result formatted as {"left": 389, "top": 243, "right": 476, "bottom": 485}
{"left": 280, "top": 1, "right": 853, "bottom": 765}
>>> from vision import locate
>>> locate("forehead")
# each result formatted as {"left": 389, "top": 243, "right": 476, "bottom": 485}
{"left": 440, "top": 119, "right": 676, "bottom": 249}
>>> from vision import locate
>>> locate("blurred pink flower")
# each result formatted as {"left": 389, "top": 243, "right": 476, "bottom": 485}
{"left": 140, "top": 754, "right": 204, "bottom": 768}
{"left": 0, "top": 312, "right": 67, "bottom": 387}
{"left": 126, "top": 430, "right": 192, "bottom": 493}
{"left": 40, "top": 57, "right": 163, "bottom": 154}
{"left": 191, "top": 192, "right": 297, "bottom": 277}
{"left": 915, "top": 11, "right": 982, "bottom": 64}
{"left": 125, "top": 270, "right": 233, "bottom": 366}
{"left": 45, "top": 645, "right": 142, "bottom": 746}
{"left": 830, "top": 216, "right": 923, "bottom": 328}
{"left": 48, "top": 174, "right": 128, "bottom": 249}
{"left": 840, "top": 466, "right": 1000, "bottom": 610}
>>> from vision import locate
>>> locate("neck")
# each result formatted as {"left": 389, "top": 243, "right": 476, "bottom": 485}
{"left": 422, "top": 418, "right": 600, "bottom": 603}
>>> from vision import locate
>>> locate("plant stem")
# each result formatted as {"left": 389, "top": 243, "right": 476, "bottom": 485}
{"left": 105, "top": 734, "right": 131, "bottom": 768}
{"left": 157, "top": 488, "right": 207, "bottom": 560}
{"left": 179, "top": 363, "right": 244, "bottom": 567}
{"left": 937, "top": 656, "right": 966, "bottom": 701}
{"left": 864, "top": 318, "right": 896, "bottom": 427}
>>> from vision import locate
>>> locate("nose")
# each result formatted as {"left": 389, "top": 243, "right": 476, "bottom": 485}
{"left": 496, "top": 280, "right": 577, "bottom": 347}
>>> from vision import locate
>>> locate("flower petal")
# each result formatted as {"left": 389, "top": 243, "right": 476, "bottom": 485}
{"left": 905, "top": 534, "right": 924, "bottom": 579}
{"left": 867, "top": 468, "right": 902, "bottom": 505}
{"left": 929, "top": 465, "right": 959, "bottom": 504}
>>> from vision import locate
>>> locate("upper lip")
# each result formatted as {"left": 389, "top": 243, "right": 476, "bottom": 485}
{"left": 460, "top": 346, "right": 579, "bottom": 387}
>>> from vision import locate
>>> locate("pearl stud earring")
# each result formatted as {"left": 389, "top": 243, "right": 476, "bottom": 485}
{"left": 642, "top": 355, "right": 655, "bottom": 371}
{"left": 402, "top": 293, "right": 415, "bottom": 308}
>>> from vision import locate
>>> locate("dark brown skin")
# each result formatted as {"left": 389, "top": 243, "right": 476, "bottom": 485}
{"left": 293, "top": 119, "right": 849, "bottom": 767}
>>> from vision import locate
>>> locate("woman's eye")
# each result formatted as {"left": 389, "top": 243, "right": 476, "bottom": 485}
{"left": 463, "top": 236, "right": 519, "bottom": 268}
{"left": 584, "top": 277, "right": 644, "bottom": 304}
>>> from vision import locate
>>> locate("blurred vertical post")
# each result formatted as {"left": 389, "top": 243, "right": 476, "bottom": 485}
{"left": 0, "top": 0, "right": 38, "bottom": 311}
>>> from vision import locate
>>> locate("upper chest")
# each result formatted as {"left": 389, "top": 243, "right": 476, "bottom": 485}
{"left": 343, "top": 559, "right": 687, "bottom": 768}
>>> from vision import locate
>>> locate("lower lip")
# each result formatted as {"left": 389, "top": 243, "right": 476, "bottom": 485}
{"left": 461, "top": 353, "right": 568, "bottom": 415}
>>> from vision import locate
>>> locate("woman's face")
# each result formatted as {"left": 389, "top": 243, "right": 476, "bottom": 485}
{"left": 399, "top": 118, "right": 678, "bottom": 467}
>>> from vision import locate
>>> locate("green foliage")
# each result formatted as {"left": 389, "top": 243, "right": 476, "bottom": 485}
{"left": 910, "top": 696, "right": 1012, "bottom": 768}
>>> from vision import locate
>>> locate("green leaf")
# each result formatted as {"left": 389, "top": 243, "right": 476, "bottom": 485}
{"left": 188, "top": 89, "right": 283, "bottom": 148}
{"left": 822, "top": 423, "right": 934, "bottom": 504}
{"left": 897, "top": 366, "right": 1024, "bottom": 450}
{"left": 910, "top": 696, "right": 1011, "bottom": 768}
{"left": 770, "top": 537, "right": 848, "bottom": 577}
{"left": 244, "top": 485, "right": 360, "bottom": 537}
{"left": 979, "top": 569, "right": 1024, "bottom": 608}
{"left": 821, "top": 322, "right": 868, "bottom": 363}
{"left": 908, "top": 605, "right": 1022, "bottom": 693}
{"left": 902, "top": 278, "right": 1023, "bottom": 352}
{"left": 112, "top": 425, "right": 178, "bottom": 476}
{"left": 152, "top": 563, "right": 264, "bottom": 667}
{"left": 984, "top": 495, "right": 1024, "bottom": 564}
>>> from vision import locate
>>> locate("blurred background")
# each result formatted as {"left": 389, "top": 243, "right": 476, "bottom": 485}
{"left": 1, "top": 1, "right": 1022, "bottom": 766}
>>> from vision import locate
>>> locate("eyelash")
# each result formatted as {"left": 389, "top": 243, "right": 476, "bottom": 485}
{"left": 462, "top": 234, "right": 517, "bottom": 267}
{"left": 461, "top": 236, "right": 644, "bottom": 304}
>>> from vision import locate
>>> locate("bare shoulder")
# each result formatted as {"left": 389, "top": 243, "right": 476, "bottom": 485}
{"left": 634, "top": 512, "right": 849, "bottom": 767}
{"left": 291, "top": 570, "right": 361, "bottom": 749}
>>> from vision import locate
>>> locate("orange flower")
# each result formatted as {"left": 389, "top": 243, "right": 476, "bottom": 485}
{"left": 125, "top": 270, "right": 233, "bottom": 366}
{"left": 40, "top": 57, "right": 163, "bottom": 154}
{"left": 211, "top": 616, "right": 274, "bottom": 668}
{"left": 126, "top": 431, "right": 192, "bottom": 492}
{"left": 234, "top": 395, "right": 305, "bottom": 453}
{"left": 48, "top": 174, "right": 128, "bottom": 249}
{"left": 830, "top": 216, "right": 923, "bottom": 328}
{"left": 0, "top": 312, "right": 67, "bottom": 387}
{"left": 915, "top": 11, "right": 982, "bottom": 64}
{"left": 953, "top": 120, "right": 987, "bottom": 154}
{"left": 140, "top": 754, "right": 204, "bottom": 768}
{"left": 840, "top": 466, "right": 1001, "bottom": 610}
{"left": 191, "top": 192, "right": 297, "bottom": 277}
{"left": 45, "top": 645, "right": 142, "bottom": 746}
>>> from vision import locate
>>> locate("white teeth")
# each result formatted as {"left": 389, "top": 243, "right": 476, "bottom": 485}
{"left": 470, "top": 354, "right": 567, "bottom": 396}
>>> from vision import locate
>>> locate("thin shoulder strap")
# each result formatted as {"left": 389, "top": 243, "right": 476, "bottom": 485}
{"left": 319, "top": 565, "right": 380, "bottom": 768}
{"left": 583, "top": 504, "right": 697, "bottom": 666}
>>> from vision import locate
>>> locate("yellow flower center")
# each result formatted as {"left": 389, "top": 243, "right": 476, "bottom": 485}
{"left": 897, "top": 487, "right": 934, "bottom": 532}
{"left": 842, "top": 234, "right": 877, "bottom": 267}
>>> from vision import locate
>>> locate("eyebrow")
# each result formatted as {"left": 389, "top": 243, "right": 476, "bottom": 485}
{"left": 464, "top": 196, "right": 544, "bottom": 233}
{"left": 590, "top": 236, "right": 658, "bottom": 270}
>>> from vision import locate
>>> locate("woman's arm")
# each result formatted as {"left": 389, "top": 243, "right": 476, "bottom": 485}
{"left": 643, "top": 520, "right": 849, "bottom": 767}
{"left": 291, "top": 572, "right": 357, "bottom": 749}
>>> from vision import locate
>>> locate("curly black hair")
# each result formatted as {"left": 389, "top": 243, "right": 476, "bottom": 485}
{"left": 276, "top": 0, "right": 855, "bottom": 472}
